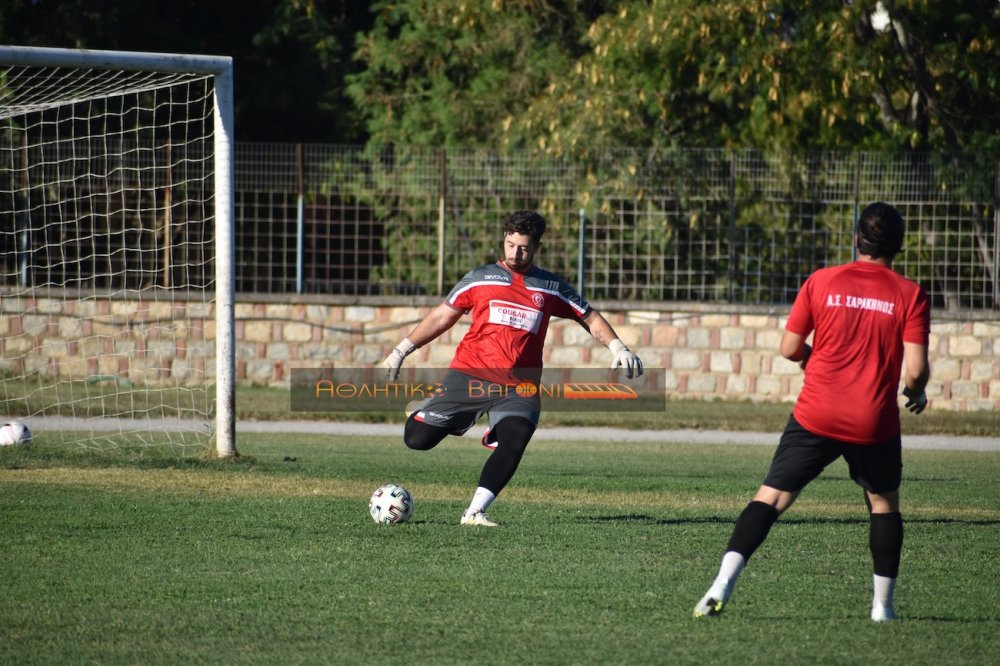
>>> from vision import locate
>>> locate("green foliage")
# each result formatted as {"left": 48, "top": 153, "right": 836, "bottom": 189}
{"left": 4, "top": 1, "right": 998, "bottom": 153}
{"left": 861, "top": 0, "right": 1000, "bottom": 156}
{"left": 346, "top": 1, "right": 1000, "bottom": 158}
{"left": 0, "top": 0, "right": 372, "bottom": 142}
{"left": 340, "top": 2, "right": 999, "bottom": 307}
{"left": 5, "top": 2, "right": 996, "bottom": 306}
{"left": 246, "top": 0, "right": 372, "bottom": 142}
{"left": 347, "top": 0, "right": 601, "bottom": 147}
{"left": 331, "top": 145, "right": 588, "bottom": 293}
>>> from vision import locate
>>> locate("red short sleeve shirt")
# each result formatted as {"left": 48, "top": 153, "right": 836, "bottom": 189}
{"left": 445, "top": 261, "right": 591, "bottom": 380}
{"left": 786, "top": 261, "right": 930, "bottom": 444}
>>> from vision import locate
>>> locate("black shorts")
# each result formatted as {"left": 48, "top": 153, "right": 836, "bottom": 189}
{"left": 762, "top": 414, "right": 902, "bottom": 494}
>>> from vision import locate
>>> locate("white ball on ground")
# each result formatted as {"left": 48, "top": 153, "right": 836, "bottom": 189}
{"left": 368, "top": 483, "right": 413, "bottom": 524}
{"left": 0, "top": 420, "right": 32, "bottom": 446}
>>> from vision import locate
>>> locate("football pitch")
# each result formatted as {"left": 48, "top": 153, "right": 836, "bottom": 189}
{"left": 2, "top": 432, "right": 998, "bottom": 665}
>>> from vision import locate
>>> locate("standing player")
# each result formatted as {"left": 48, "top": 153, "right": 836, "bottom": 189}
{"left": 382, "top": 210, "right": 642, "bottom": 526}
{"left": 693, "top": 202, "right": 930, "bottom": 621}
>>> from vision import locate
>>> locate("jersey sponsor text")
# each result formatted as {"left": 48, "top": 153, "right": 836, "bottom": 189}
{"left": 488, "top": 300, "right": 543, "bottom": 334}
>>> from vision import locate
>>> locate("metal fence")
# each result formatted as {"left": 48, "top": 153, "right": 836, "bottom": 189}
{"left": 4, "top": 141, "right": 994, "bottom": 310}
{"left": 235, "top": 145, "right": 998, "bottom": 311}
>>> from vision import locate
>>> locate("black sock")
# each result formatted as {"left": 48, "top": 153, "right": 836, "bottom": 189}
{"left": 726, "top": 501, "right": 780, "bottom": 560}
{"left": 870, "top": 512, "right": 904, "bottom": 578}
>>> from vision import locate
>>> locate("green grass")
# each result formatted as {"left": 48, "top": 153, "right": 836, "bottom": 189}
{"left": 4, "top": 381, "right": 996, "bottom": 435}
{"left": 2, "top": 434, "right": 998, "bottom": 665}
{"left": 236, "top": 385, "right": 999, "bottom": 436}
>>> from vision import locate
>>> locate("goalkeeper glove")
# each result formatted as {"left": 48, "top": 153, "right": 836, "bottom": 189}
{"left": 608, "top": 339, "right": 643, "bottom": 379}
{"left": 383, "top": 338, "right": 416, "bottom": 381}
{"left": 902, "top": 386, "right": 928, "bottom": 414}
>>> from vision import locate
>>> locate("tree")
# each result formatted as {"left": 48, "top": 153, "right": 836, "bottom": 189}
{"left": 7, "top": 0, "right": 996, "bottom": 152}
{"left": 347, "top": 0, "right": 609, "bottom": 147}
{"left": 858, "top": 0, "right": 1000, "bottom": 157}
{"left": 503, "top": 0, "right": 1000, "bottom": 156}
{"left": 246, "top": 0, "right": 373, "bottom": 143}
{"left": 0, "top": 0, "right": 374, "bottom": 142}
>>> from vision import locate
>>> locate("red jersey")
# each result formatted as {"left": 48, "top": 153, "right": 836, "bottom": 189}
{"left": 786, "top": 261, "right": 930, "bottom": 444}
{"left": 445, "top": 261, "right": 591, "bottom": 381}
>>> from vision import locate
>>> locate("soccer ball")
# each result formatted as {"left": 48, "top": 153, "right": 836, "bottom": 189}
{"left": 368, "top": 483, "right": 413, "bottom": 524}
{"left": 0, "top": 420, "right": 32, "bottom": 446}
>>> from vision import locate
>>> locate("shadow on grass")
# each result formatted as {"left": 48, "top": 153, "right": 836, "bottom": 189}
{"left": 578, "top": 514, "right": 1000, "bottom": 527}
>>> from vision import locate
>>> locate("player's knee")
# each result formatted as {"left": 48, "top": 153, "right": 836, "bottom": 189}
{"left": 403, "top": 418, "right": 447, "bottom": 451}
{"left": 494, "top": 416, "right": 536, "bottom": 453}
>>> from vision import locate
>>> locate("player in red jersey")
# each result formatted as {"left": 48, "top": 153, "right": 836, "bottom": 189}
{"left": 693, "top": 202, "right": 931, "bottom": 621}
{"left": 382, "top": 210, "right": 642, "bottom": 526}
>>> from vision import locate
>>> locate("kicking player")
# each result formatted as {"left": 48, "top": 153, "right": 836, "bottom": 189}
{"left": 693, "top": 202, "right": 931, "bottom": 621}
{"left": 382, "top": 210, "right": 642, "bottom": 526}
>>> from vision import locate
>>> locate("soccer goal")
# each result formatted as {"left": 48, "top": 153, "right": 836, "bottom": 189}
{"left": 0, "top": 46, "right": 236, "bottom": 457}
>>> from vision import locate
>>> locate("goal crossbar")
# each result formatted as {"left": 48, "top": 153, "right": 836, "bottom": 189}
{"left": 0, "top": 45, "right": 236, "bottom": 457}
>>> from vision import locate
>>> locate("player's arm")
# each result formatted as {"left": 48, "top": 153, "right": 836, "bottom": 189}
{"left": 780, "top": 330, "right": 811, "bottom": 370}
{"left": 580, "top": 310, "right": 643, "bottom": 378}
{"left": 382, "top": 303, "right": 464, "bottom": 380}
{"left": 901, "top": 341, "right": 930, "bottom": 414}
{"left": 402, "top": 302, "right": 464, "bottom": 348}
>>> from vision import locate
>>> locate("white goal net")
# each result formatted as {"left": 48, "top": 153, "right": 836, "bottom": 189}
{"left": 0, "top": 46, "right": 235, "bottom": 456}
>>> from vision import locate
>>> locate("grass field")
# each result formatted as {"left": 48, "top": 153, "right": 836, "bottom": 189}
{"left": 2, "top": 429, "right": 999, "bottom": 665}
{"left": 234, "top": 387, "right": 1000, "bottom": 436}
{"left": 4, "top": 381, "right": 997, "bottom": 436}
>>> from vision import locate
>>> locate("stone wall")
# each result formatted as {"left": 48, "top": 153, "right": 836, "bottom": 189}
{"left": 235, "top": 300, "right": 998, "bottom": 411}
{"left": 3, "top": 296, "right": 998, "bottom": 411}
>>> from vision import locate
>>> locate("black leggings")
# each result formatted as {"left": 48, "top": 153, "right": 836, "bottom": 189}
{"left": 404, "top": 415, "right": 536, "bottom": 495}
{"left": 477, "top": 417, "right": 536, "bottom": 494}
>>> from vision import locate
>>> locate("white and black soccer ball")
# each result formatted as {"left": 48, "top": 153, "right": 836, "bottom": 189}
{"left": 368, "top": 483, "right": 413, "bottom": 524}
{"left": 0, "top": 420, "right": 32, "bottom": 446}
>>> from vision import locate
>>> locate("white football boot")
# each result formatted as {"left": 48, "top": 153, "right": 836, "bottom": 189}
{"left": 871, "top": 605, "right": 898, "bottom": 622}
{"left": 460, "top": 511, "right": 499, "bottom": 527}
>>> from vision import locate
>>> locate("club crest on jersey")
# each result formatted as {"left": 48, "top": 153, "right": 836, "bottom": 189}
{"left": 531, "top": 292, "right": 545, "bottom": 308}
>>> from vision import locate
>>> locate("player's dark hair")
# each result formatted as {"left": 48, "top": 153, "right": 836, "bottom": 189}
{"left": 856, "top": 202, "right": 905, "bottom": 260}
{"left": 504, "top": 210, "right": 546, "bottom": 244}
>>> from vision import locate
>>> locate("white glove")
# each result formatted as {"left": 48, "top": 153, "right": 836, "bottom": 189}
{"left": 608, "top": 339, "right": 643, "bottom": 379}
{"left": 382, "top": 338, "right": 416, "bottom": 381}
{"left": 902, "top": 386, "right": 928, "bottom": 414}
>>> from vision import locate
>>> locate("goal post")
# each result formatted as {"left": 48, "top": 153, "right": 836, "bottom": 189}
{"left": 0, "top": 45, "right": 236, "bottom": 457}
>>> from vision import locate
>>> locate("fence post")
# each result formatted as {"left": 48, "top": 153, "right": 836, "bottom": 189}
{"left": 438, "top": 149, "right": 446, "bottom": 296}
{"left": 994, "top": 159, "right": 999, "bottom": 308}
{"left": 727, "top": 153, "right": 736, "bottom": 303}
{"left": 577, "top": 208, "right": 586, "bottom": 295}
{"left": 295, "top": 143, "right": 304, "bottom": 293}
{"left": 852, "top": 152, "right": 863, "bottom": 261}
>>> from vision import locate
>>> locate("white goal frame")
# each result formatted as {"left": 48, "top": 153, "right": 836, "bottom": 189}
{"left": 0, "top": 45, "right": 236, "bottom": 457}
